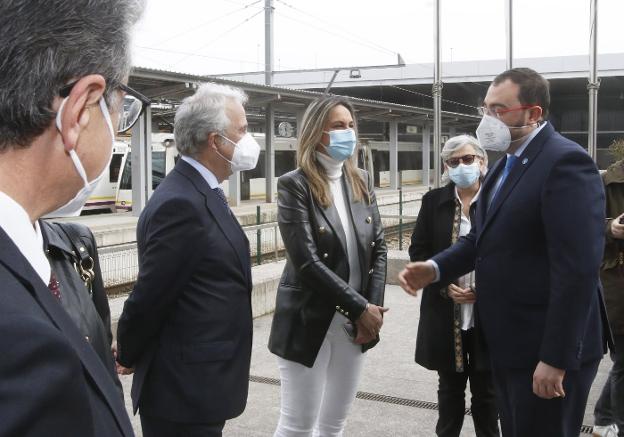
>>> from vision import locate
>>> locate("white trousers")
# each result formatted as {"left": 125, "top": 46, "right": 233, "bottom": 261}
{"left": 273, "top": 313, "right": 366, "bottom": 437}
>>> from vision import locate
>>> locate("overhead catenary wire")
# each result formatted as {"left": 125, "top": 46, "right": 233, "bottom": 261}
{"left": 273, "top": 9, "right": 397, "bottom": 61}
{"left": 134, "top": 45, "right": 266, "bottom": 70}
{"left": 172, "top": 8, "right": 265, "bottom": 68}
{"left": 274, "top": 0, "right": 397, "bottom": 57}
{"left": 389, "top": 85, "right": 479, "bottom": 113}
{"left": 154, "top": 0, "right": 263, "bottom": 47}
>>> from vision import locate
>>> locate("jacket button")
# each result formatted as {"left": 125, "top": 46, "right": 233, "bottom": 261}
{"left": 336, "top": 305, "right": 340, "bottom": 310}
{"left": 366, "top": 216, "right": 372, "bottom": 223}
{"left": 369, "top": 268, "right": 374, "bottom": 275}
{"left": 370, "top": 241, "right": 375, "bottom": 247}
{"left": 319, "top": 226, "right": 326, "bottom": 234}
{"left": 323, "top": 253, "right": 329, "bottom": 259}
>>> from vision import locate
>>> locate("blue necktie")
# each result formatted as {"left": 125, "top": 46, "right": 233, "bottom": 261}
{"left": 212, "top": 187, "right": 229, "bottom": 210}
{"left": 490, "top": 155, "right": 517, "bottom": 205}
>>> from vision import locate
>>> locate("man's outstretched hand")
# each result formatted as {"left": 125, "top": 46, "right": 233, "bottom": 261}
{"left": 398, "top": 262, "right": 435, "bottom": 296}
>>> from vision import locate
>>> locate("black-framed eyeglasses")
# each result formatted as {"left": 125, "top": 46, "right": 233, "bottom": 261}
{"left": 445, "top": 154, "right": 477, "bottom": 168}
{"left": 59, "top": 81, "right": 151, "bottom": 133}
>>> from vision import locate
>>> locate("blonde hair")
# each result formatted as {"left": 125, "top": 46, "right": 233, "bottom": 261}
{"left": 297, "top": 96, "right": 368, "bottom": 208}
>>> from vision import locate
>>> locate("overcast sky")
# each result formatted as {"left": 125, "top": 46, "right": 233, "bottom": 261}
{"left": 131, "top": 0, "right": 624, "bottom": 76}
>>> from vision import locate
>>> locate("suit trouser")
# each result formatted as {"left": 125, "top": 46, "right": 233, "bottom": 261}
{"left": 594, "top": 334, "right": 624, "bottom": 436}
{"left": 436, "top": 329, "right": 500, "bottom": 437}
{"left": 491, "top": 359, "right": 600, "bottom": 437}
{"left": 273, "top": 313, "right": 365, "bottom": 437}
{"left": 140, "top": 413, "right": 225, "bottom": 437}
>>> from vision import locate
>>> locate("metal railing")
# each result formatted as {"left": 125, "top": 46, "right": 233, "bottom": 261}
{"left": 98, "top": 189, "right": 423, "bottom": 288}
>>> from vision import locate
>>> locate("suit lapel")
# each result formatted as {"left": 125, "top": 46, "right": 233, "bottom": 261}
{"left": 479, "top": 123, "right": 553, "bottom": 239}
{"left": 0, "top": 230, "right": 133, "bottom": 436}
{"left": 175, "top": 161, "right": 252, "bottom": 290}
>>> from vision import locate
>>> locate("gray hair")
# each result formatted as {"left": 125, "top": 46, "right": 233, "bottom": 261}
{"left": 0, "top": 0, "right": 145, "bottom": 151}
{"left": 440, "top": 135, "right": 488, "bottom": 185}
{"left": 174, "top": 83, "right": 248, "bottom": 157}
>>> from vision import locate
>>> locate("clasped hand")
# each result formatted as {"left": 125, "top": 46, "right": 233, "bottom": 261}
{"left": 355, "top": 304, "right": 389, "bottom": 344}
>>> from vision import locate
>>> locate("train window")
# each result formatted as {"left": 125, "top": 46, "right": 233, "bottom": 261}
{"left": 119, "top": 156, "right": 132, "bottom": 190}
{"left": 152, "top": 152, "right": 166, "bottom": 189}
{"left": 109, "top": 153, "right": 123, "bottom": 182}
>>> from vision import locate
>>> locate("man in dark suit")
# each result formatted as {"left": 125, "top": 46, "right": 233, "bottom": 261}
{"left": 399, "top": 68, "right": 611, "bottom": 436}
{"left": 0, "top": 1, "right": 143, "bottom": 436}
{"left": 116, "top": 83, "right": 259, "bottom": 437}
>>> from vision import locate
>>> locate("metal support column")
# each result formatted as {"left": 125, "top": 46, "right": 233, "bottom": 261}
{"left": 264, "top": 0, "right": 274, "bottom": 86}
{"left": 389, "top": 121, "right": 399, "bottom": 189}
{"left": 432, "top": 0, "right": 442, "bottom": 188}
{"left": 588, "top": 0, "right": 600, "bottom": 160}
{"left": 265, "top": 104, "right": 275, "bottom": 202}
{"left": 422, "top": 125, "right": 431, "bottom": 187}
{"left": 264, "top": 0, "right": 275, "bottom": 202}
{"left": 505, "top": 0, "right": 513, "bottom": 70}
{"left": 130, "top": 106, "right": 152, "bottom": 216}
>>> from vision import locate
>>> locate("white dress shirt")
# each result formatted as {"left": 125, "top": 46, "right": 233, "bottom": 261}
{"left": 0, "top": 191, "right": 50, "bottom": 285}
{"left": 454, "top": 186, "right": 481, "bottom": 330}
{"left": 181, "top": 155, "right": 220, "bottom": 189}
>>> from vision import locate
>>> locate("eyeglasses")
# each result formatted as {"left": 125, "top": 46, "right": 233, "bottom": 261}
{"left": 445, "top": 154, "right": 478, "bottom": 168}
{"left": 477, "top": 105, "right": 537, "bottom": 119}
{"left": 59, "top": 81, "right": 151, "bottom": 133}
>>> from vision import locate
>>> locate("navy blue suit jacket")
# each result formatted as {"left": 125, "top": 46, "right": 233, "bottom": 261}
{"left": 432, "top": 123, "right": 611, "bottom": 371}
{"left": 0, "top": 230, "right": 133, "bottom": 437}
{"left": 116, "top": 159, "right": 253, "bottom": 423}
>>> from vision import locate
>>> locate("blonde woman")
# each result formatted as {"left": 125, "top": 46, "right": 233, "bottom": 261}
{"left": 268, "top": 96, "right": 388, "bottom": 437}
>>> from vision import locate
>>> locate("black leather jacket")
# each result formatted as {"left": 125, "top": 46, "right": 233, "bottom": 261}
{"left": 268, "top": 168, "right": 387, "bottom": 367}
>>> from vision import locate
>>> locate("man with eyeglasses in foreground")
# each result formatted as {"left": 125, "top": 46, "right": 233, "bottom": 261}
{"left": 399, "top": 68, "right": 612, "bottom": 436}
{"left": 0, "top": 1, "right": 145, "bottom": 435}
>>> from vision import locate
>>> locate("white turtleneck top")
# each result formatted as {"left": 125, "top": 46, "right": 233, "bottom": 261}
{"left": 316, "top": 152, "right": 362, "bottom": 292}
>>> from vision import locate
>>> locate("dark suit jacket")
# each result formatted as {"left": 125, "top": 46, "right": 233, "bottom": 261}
{"left": 0, "top": 229, "right": 133, "bottom": 437}
{"left": 116, "top": 159, "right": 253, "bottom": 423}
{"left": 268, "top": 168, "right": 387, "bottom": 367}
{"left": 432, "top": 123, "right": 611, "bottom": 371}
{"left": 409, "top": 183, "right": 490, "bottom": 372}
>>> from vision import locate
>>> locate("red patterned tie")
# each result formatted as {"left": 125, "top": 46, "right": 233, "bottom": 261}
{"left": 48, "top": 271, "right": 61, "bottom": 299}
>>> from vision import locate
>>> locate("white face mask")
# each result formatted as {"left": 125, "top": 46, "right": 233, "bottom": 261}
{"left": 217, "top": 132, "right": 261, "bottom": 172}
{"left": 43, "top": 97, "right": 114, "bottom": 218}
{"left": 475, "top": 114, "right": 512, "bottom": 152}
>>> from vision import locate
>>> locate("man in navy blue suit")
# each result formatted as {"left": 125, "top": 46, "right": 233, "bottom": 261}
{"left": 399, "top": 68, "right": 611, "bottom": 436}
{"left": 116, "top": 83, "right": 260, "bottom": 437}
{"left": 0, "top": 1, "right": 143, "bottom": 436}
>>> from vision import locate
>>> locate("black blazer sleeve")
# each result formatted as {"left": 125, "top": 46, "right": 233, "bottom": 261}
{"left": 277, "top": 173, "right": 368, "bottom": 321}
{"left": 116, "top": 196, "right": 205, "bottom": 367}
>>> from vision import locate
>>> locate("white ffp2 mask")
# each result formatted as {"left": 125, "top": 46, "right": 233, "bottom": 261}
{"left": 43, "top": 97, "right": 114, "bottom": 218}
{"left": 217, "top": 133, "right": 261, "bottom": 172}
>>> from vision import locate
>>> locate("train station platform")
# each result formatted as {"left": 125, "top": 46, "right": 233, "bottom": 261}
{"left": 59, "top": 185, "right": 428, "bottom": 248}
{"left": 112, "top": 284, "right": 610, "bottom": 436}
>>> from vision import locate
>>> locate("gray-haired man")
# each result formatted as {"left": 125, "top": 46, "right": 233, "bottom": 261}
{"left": 117, "top": 83, "right": 260, "bottom": 437}
{"left": 0, "top": 1, "right": 144, "bottom": 436}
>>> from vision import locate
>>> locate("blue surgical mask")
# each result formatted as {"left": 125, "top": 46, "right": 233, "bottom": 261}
{"left": 323, "top": 128, "right": 357, "bottom": 161}
{"left": 448, "top": 162, "right": 481, "bottom": 188}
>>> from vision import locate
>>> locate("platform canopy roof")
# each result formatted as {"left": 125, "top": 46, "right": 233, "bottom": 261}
{"left": 129, "top": 66, "right": 480, "bottom": 130}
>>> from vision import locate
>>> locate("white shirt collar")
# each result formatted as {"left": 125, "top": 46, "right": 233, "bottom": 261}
{"left": 454, "top": 185, "right": 482, "bottom": 208}
{"left": 181, "top": 155, "right": 220, "bottom": 189}
{"left": 510, "top": 120, "right": 548, "bottom": 158}
{"left": 0, "top": 192, "right": 50, "bottom": 285}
